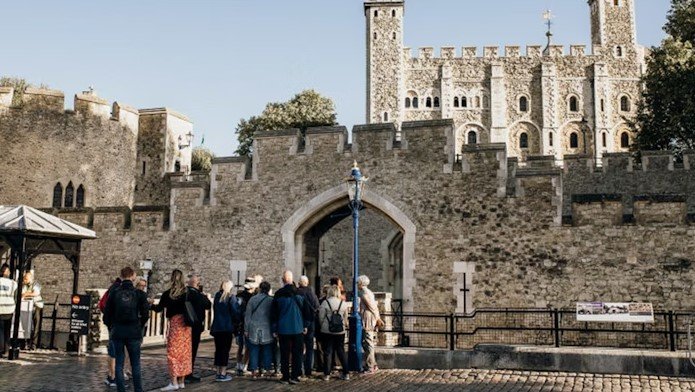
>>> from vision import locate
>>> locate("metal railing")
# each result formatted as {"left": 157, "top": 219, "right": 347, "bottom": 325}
{"left": 378, "top": 308, "right": 695, "bottom": 352}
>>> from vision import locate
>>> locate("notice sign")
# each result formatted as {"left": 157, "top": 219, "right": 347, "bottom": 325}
{"left": 576, "top": 302, "right": 654, "bottom": 323}
{"left": 70, "top": 294, "right": 92, "bottom": 335}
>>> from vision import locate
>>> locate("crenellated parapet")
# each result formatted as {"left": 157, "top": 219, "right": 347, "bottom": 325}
{"left": 40, "top": 205, "right": 171, "bottom": 232}
{"left": 402, "top": 45, "right": 594, "bottom": 60}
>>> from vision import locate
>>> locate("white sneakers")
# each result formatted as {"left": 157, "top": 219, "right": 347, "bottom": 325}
{"left": 160, "top": 382, "right": 185, "bottom": 391}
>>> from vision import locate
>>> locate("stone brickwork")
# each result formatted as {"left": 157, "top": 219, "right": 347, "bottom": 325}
{"left": 366, "top": 0, "right": 645, "bottom": 164}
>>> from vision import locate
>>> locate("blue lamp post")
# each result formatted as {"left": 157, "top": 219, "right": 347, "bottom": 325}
{"left": 346, "top": 161, "right": 367, "bottom": 372}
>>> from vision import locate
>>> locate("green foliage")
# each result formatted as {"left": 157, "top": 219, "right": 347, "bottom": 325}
{"left": 0, "top": 77, "right": 31, "bottom": 107}
{"left": 191, "top": 147, "right": 215, "bottom": 172}
{"left": 634, "top": 0, "right": 695, "bottom": 152}
{"left": 235, "top": 90, "right": 338, "bottom": 156}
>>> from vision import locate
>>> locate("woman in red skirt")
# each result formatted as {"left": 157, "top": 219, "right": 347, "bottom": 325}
{"left": 152, "top": 269, "right": 191, "bottom": 391}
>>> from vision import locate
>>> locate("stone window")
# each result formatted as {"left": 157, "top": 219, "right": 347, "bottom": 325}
{"left": 613, "top": 0, "right": 621, "bottom": 6}
{"left": 174, "top": 160, "right": 181, "bottom": 172}
{"left": 549, "top": 132, "right": 554, "bottom": 147}
{"left": 467, "top": 131, "right": 477, "bottom": 144}
{"left": 519, "top": 96, "right": 529, "bottom": 112}
{"left": 412, "top": 97, "right": 419, "bottom": 108}
{"left": 392, "top": 32, "right": 397, "bottom": 40}
{"left": 374, "top": 10, "right": 378, "bottom": 17}
{"left": 52, "top": 183, "right": 63, "bottom": 208}
{"left": 474, "top": 96, "right": 481, "bottom": 108}
{"left": 570, "top": 132, "right": 579, "bottom": 149}
{"left": 142, "top": 161, "right": 146, "bottom": 176}
{"left": 373, "top": 32, "right": 377, "bottom": 40}
{"left": 405, "top": 97, "right": 411, "bottom": 108}
{"left": 600, "top": 99, "right": 605, "bottom": 112}
{"left": 426, "top": 97, "right": 432, "bottom": 108}
{"left": 620, "top": 95, "right": 631, "bottom": 112}
{"left": 569, "top": 96, "right": 579, "bottom": 112}
{"left": 76, "top": 185, "right": 85, "bottom": 208}
{"left": 615, "top": 46, "right": 624, "bottom": 58}
{"left": 383, "top": 112, "right": 389, "bottom": 122}
{"left": 64, "top": 182, "right": 74, "bottom": 208}
{"left": 461, "top": 96, "right": 467, "bottom": 108}
{"left": 520, "top": 132, "right": 529, "bottom": 149}
{"left": 483, "top": 96, "right": 489, "bottom": 108}
{"left": 602, "top": 132, "right": 607, "bottom": 148}
{"left": 433, "top": 97, "right": 440, "bottom": 108}
{"left": 392, "top": 9, "right": 396, "bottom": 17}
{"left": 620, "top": 132, "right": 630, "bottom": 148}
{"left": 453, "top": 97, "right": 459, "bottom": 108}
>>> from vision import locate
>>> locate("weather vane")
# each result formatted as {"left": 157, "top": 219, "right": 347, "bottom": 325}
{"left": 542, "top": 9, "right": 554, "bottom": 54}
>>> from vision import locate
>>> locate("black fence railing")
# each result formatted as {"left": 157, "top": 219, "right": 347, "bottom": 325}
{"left": 379, "top": 308, "right": 695, "bottom": 352}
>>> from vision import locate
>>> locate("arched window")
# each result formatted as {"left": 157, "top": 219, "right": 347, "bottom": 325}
{"left": 467, "top": 131, "right": 477, "bottom": 145}
{"left": 620, "top": 132, "right": 630, "bottom": 148}
{"left": 570, "top": 132, "right": 579, "bottom": 149}
{"left": 426, "top": 97, "right": 432, "bottom": 108}
{"left": 620, "top": 96, "right": 631, "bottom": 112}
{"left": 383, "top": 112, "right": 389, "bottom": 122}
{"left": 174, "top": 160, "right": 181, "bottom": 172}
{"left": 520, "top": 132, "right": 529, "bottom": 149}
{"left": 392, "top": 9, "right": 396, "bottom": 17}
{"left": 76, "top": 185, "right": 85, "bottom": 208}
{"left": 549, "top": 132, "right": 554, "bottom": 147}
{"left": 461, "top": 96, "right": 467, "bottom": 108}
{"left": 519, "top": 96, "right": 529, "bottom": 112}
{"left": 405, "top": 97, "right": 411, "bottom": 108}
{"left": 602, "top": 132, "right": 607, "bottom": 148}
{"left": 569, "top": 96, "right": 579, "bottom": 112}
{"left": 52, "top": 183, "right": 63, "bottom": 208}
{"left": 474, "top": 96, "right": 481, "bottom": 108}
{"left": 374, "top": 10, "right": 378, "bottom": 17}
{"left": 483, "top": 96, "right": 489, "bottom": 108}
{"left": 433, "top": 97, "right": 440, "bottom": 108}
{"left": 615, "top": 46, "right": 623, "bottom": 57}
{"left": 453, "top": 97, "right": 459, "bottom": 108}
{"left": 64, "top": 182, "right": 74, "bottom": 208}
{"left": 412, "top": 97, "right": 419, "bottom": 108}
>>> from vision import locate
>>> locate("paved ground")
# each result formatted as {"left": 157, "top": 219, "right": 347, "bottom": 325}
{"left": 1, "top": 342, "right": 695, "bottom": 391}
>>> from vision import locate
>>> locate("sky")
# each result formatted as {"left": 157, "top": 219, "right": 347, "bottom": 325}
{"left": 2, "top": 0, "right": 671, "bottom": 156}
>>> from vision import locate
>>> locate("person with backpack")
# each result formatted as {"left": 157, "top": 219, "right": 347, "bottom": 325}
{"left": 245, "top": 280, "right": 274, "bottom": 378}
{"left": 297, "top": 275, "right": 319, "bottom": 378}
{"left": 318, "top": 285, "right": 349, "bottom": 381}
{"left": 210, "top": 280, "right": 240, "bottom": 382}
{"left": 100, "top": 276, "right": 122, "bottom": 387}
{"left": 271, "top": 270, "right": 312, "bottom": 384}
{"left": 151, "top": 269, "right": 192, "bottom": 391}
{"left": 103, "top": 267, "right": 150, "bottom": 392}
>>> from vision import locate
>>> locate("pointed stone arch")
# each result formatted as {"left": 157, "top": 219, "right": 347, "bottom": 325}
{"left": 281, "top": 185, "right": 416, "bottom": 312}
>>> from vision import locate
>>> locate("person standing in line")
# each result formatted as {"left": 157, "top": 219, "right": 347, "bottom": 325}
{"left": 358, "top": 275, "right": 381, "bottom": 374}
{"left": 271, "top": 270, "right": 312, "bottom": 385}
{"left": 296, "top": 275, "right": 319, "bottom": 378}
{"left": 21, "top": 270, "right": 43, "bottom": 350}
{"left": 245, "top": 281, "right": 275, "bottom": 378}
{"left": 101, "top": 276, "right": 122, "bottom": 387}
{"left": 151, "top": 269, "right": 192, "bottom": 391}
{"left": 329, "top": 277, "right": 347, "bottom": 301}
{"left": 135, "top": 277, "right": 150, "bottom": 338}
{"left": 103, "top": 267, "right": 150, "bottom": 392}
{"left": 318, "top": 285, "right": 350, "bottom": 381}
{"left": 0, "top": 264, "right": 17, "bottom": 358}
{"left": 235, "top": 276, "right": 257, "bottom": 376}
{"left": 210, "top": 280, "right": 240, "bottom": 382}
{"left": 185, "top": 273, "right": 211, "bottom": 383}
{"left": 314, "top": 284, "right": 330, "bottom": 373}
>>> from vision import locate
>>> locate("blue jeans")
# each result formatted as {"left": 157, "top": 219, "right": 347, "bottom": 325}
{"left": 113, "top": 338, "right": 143, "bottom": 392}
{"left": 246, "top": 339, "right": 273, "bottom": 372}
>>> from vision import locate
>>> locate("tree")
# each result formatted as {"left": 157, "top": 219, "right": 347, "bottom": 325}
{"left": 634, "top": 0, "right": 695, "bottom": 153}
{"left": 0, "top": 77, "right": 33, "bottom": 107}
{"left": 191, "top": 147, "right": 215, "bottom": 172}
{"left": 235, "top": 90, "right": 338, "bottom": 156}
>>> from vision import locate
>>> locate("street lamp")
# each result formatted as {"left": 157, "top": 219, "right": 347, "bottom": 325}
{"left": 345, "top": 161, "right": 367, "bottom": 372}
{"left": 178, "top": 131, "right": 194, "bottom": 150}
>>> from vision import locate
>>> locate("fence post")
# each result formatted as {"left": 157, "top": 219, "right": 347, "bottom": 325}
{"left": 668, "top": 311, "right": 676, "bottom": 352}
{"left": 553, "top": 308, "right": 560, "bottom": 348}
{"left": 449, "top": 313, "right": 455, "bottom": 351}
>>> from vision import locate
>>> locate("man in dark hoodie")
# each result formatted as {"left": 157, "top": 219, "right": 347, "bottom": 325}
{"left": 271, "top": 270, "right": 312, "bottom": 384}
{"left": 103, "top": 267, "right": 150, "bottom": 392}
{"left": 297, "top": 275, "right": 319, "bottom": 377}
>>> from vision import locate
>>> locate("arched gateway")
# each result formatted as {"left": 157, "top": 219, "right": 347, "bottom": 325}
{"left": 281, "top": 185, "right": 416, "bottom": 312}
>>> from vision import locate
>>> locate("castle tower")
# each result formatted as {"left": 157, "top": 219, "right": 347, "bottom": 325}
{"left": 589, "top": 0, "right": 638, "bottom": 56}
{"left": 365, "top": 0, "right": 404, "bottom": 126}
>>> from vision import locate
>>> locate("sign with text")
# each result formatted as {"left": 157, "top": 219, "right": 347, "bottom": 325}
{"left": 70, "top": 294, "right": 92, "bottom": 335}
{"left": 576, "top": 302, "right": 654, "bottom": 323}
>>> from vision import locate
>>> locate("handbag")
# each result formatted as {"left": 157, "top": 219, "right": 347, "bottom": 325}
{"left": 183, "top": 289, "right": 199, "bottom": 326}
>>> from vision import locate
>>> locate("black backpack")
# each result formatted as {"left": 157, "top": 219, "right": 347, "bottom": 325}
{"left": 113, "top": 287, "right": 139, "bottom": 324}
{"left": 326, "top": 300, "right": 344, "bottom": 333}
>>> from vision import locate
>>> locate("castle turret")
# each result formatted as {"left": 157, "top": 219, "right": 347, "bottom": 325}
{"left": 365, "top": 0, "right": 404, "bottom": 126}
{"left": 589, "top": 0, "right": 637, "bottom": 57}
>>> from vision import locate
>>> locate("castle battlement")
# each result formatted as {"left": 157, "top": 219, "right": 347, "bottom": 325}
{"left": 403, "top": 45, "right": 592, "bottom": 61}
{"left": 44, "top": 205, "right": 171, "bottom": 232}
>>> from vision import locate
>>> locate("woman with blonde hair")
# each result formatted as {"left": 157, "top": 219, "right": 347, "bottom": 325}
{"left": 318, "top": 285, "right": 349, "bottom": 381}
{"left": 151, "top": 269, "right": 191, "bottom": 391}
{"left": 210, "top": 280, "right": 240, "bottom": 382}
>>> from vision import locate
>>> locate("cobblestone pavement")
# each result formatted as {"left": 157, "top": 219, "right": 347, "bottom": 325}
{"left": 1, "top": 343, "right": 695, "bottom": 391}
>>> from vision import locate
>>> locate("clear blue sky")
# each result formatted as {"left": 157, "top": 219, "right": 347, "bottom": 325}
{"left": 3, "top": 0, "right": 670, "bottom": 156}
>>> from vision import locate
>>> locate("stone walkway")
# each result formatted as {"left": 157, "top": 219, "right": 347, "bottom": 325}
{"left": 1, "top": 343, "right": 695, "bottom": 391}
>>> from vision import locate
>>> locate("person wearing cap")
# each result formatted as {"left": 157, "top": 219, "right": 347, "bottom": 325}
{"left": 235, "top": 276, "right": 259, "bottom": 376}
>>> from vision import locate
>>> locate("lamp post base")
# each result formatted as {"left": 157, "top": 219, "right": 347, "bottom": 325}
{"left": 348, "top": 313, "right": 363, "bottom": 372}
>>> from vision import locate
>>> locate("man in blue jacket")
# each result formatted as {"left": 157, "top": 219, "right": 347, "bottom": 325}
{"left": 272, "top": 270, "right": 312, "bottom": 384}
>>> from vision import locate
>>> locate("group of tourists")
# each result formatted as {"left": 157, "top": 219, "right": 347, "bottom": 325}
{"left": 0, "top": 264, "right": 44, "bottom": 357}
{"left": 101, "top": 265, "right": 383, "bottom": 391}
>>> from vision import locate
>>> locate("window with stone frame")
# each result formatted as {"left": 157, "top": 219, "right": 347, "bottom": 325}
{"left": 64, "top": 182, "right": 74, "bottom": 208}
{"left": 569, "top": 96, "right": 579, "bottom": 112}
{"left": 519, "top": 96, "right": 529, "bottom": 112}
{"left": 620, "top": 132, "right": 630, "bottom": 148}
{"left": 620, "top": 96, "right": 631, "bottom": 112}
{"left": 52, "top": 183, "right": 63, "bottom": 208}
{"left": 426, "top": 97, "right": 432, "bottom": 108}
{"left": 433, "top": 97, "right": 440, "bottom": 108}
{"left": 549, "top": 132, "right": 554, "bottom": 147}
{"left": 412, "top": 97, "right": 419, "bottom": 108}
{"left": 405, "top": 97, "right": 411, "bottom": 108}
{"left": 461, "top": 96, "right": 467, "bottom": 108}
{"left": 467, "top": 131, "right": 477, "bottom": 145}
{"left": 453, "top": 97, "right": 459, "bottom": 108}
{"left": 520, "top": 132, "right": 529, "bottom": 149}
{"left": 76, "top": 185, "right": 85, "bottom": 208}
{"left": 374, "top": 9, "right": 378, "bottom": 17}
{"left": 570, "top": 132, "right": 579, "bottom": 149}
{"left": 615, "top": 46, "right": 624, "bottom": 58}
{"left": 602, "top": 132, "right": 607, "bottom": 148}
{"left": 383, "top": 112, "right": 389, "bottom": 122}
{"left": 391, "top": 9, "right": 396, "bottom": 17}
{"left": 474, "top": 96, "right": 481, "bottom": 108}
